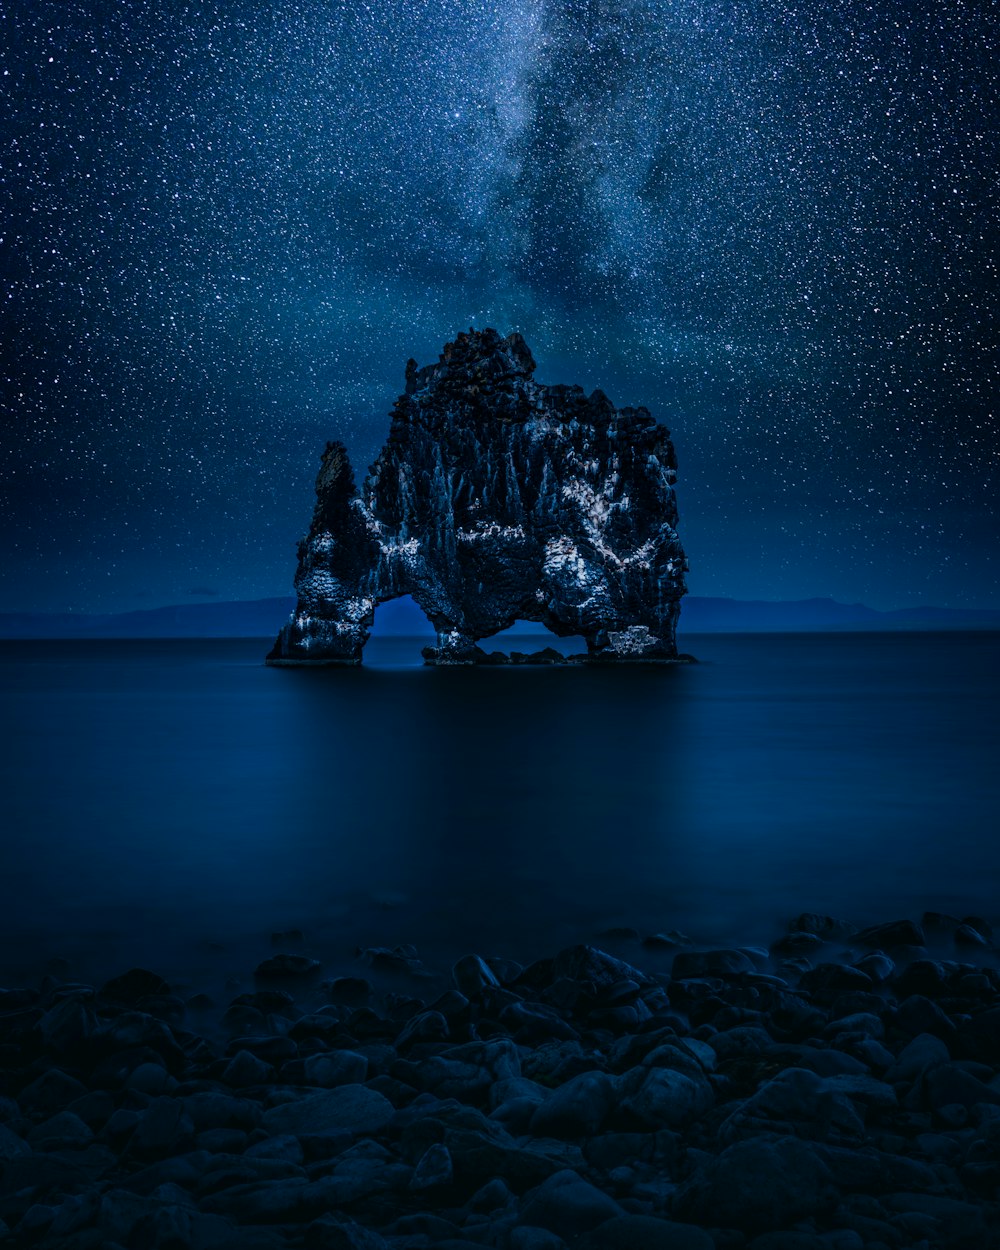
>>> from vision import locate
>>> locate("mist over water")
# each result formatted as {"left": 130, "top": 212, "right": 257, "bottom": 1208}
{"left": 1, "top": 632, "right": 997, "bottom": 994}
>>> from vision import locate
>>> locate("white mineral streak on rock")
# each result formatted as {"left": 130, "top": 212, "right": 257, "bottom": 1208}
{"left": 340, "top": 598, "right": 374, "bottom": 621}
{"left": 543, "top": 536, "right": 588, "bottom": 583}
{"left": 621, "top": 539, "right": 655, "bottom": 571}
{"left": 379, "top": 537, "right": 421, "bottom": 557}
{"left": 542, "top": 537, "right": 607, "bottom": 613}
{"left": 561, "top": 478, "right": 612, "bottom": 530}
{"left": 608, "top": 625, "right": 662, "bottom": 654}
{"left": 457, "top": 523, "right": 526, "bottom": 542}
{"left": 559, "top": 477, "right": 643, "bottom": 569}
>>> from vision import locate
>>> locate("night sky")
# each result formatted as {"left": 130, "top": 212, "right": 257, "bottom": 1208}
{"left": 2, "top": 0, "right": 996, "bottom": 614}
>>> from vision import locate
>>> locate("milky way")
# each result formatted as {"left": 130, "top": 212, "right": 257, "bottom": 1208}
{"left": 2, "top": 0, "right": 996, "bottom": 611}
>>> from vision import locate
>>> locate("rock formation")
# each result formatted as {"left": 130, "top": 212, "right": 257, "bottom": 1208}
{"left": 267, "top": 328, "right": 688, "bottom": 665}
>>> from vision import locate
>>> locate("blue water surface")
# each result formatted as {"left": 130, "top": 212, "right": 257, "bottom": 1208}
{"left": 1, "top": 632, "right": 997, "bottom": 993}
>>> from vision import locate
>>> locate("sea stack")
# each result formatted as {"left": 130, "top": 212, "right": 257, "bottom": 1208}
{"left": 267, "top": 329, "right": 688, "bottom": 665}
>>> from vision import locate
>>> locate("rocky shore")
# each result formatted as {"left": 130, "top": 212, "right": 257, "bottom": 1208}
{"left": 1, "top": 912, "right": 998, "bottom": 1250}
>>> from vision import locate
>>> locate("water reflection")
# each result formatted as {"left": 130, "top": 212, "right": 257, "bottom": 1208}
{"left": 278, "top": 651, "right": 690, "bottom": 960}
{"left": 1, "top": 634, "right": 997, "bottom": 991}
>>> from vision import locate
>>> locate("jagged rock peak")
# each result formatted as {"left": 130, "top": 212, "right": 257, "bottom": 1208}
{"left": 268, "top": 329, "right": 689, "bottom": 666}
{"left": 404, "top": 328, "right": 536, "bottom": 398}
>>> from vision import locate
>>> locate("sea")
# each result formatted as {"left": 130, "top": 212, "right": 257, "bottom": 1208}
{"left": 1, "top": 631, "right": 998, "bottom": 998}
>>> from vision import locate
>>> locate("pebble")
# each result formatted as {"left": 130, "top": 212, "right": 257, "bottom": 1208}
{"left": 674, "top": 1135, "right": 837, "bottom": 1232}
{"left": 672, "top": 948, "right": 756, "bottom": 978}
{"left": 261, "top": 1084, "right": 394, "bottom": 1137}
{"left": 0, "top": 1124, "right": 29, "bottom": 1162}
{"left": 0, "top": 912, "right": 996, "bottom": 1249}
{"left": 254, "top": 954, "right": 322, "bottom": 983}
{"left": 529, "top": 1070, "right": 617, "bottom": 1138}
{"left": 409, "top": 1142, "right": 453, "bottom": 1189}
{"left": 622, "top": 1065, "right": 715, "bottom": 1129}
{"left": 519, "top": 1168, "right": 625, "bottom": 1238}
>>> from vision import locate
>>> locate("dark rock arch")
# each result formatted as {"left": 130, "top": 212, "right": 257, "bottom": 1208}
{"left": 267, "top": 329, "right": 688, "bottom": 665}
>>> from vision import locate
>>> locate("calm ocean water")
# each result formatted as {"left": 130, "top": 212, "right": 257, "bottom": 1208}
{"left": 1, "top": 632, "right": 998, "bottom": 994}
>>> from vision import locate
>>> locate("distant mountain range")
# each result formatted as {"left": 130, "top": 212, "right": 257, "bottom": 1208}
{"left": 1, "top": 595, "right": 998, "bottom": 639}
{"left": 680, "top": 597, "right": 1000, "bottom": 632}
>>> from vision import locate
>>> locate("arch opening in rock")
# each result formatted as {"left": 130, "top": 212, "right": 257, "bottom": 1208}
{"left": 474, "top": 620, "right": 588, "bottom": 665}
{"left": 368, "top": 594, "right": 435, "bottom": 643}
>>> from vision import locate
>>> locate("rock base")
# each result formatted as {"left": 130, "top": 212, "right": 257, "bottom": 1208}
{"left": 265, "top": 656, "right": 362, "bottom": 667}
{"left": 570, "top": 651, "right": 698, "bottom": 666}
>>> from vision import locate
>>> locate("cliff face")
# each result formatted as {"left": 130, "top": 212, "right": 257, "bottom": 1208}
{"left": 267, "top": 328, "right": 687, "bottom": 665}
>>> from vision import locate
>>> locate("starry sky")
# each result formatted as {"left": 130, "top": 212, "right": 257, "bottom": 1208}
{"left": 2, "top": 0, "right": 997, "bottom": 613}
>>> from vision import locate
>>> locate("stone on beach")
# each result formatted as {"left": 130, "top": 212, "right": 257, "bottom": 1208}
{"left": 261, "top": 1085, "right": 394, "bottom": 1137}
{"left": 1, "top": 909, "right": 999, "bottom": 1249}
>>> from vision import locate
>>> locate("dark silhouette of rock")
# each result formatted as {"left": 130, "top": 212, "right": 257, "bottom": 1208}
{"left": 267, "top": 328, "right": 688, "bottom": 666}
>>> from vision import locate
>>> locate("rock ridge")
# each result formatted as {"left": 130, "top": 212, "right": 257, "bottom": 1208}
{"left": 268, "top": 328, "right": 688, "bottom": 666}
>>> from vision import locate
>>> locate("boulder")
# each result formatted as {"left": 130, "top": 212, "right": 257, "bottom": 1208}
{"left": 519, "top": 1169, "right": 625, "bottom": 1239}
{"left": 673, "top": 1135, "right": 836, "bottom": 1233}
{"left": 261, "top": 1085, "right": 394, "bottom": 1137}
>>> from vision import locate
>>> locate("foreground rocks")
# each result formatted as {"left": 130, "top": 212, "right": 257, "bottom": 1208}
{"left": 0, "top": 912, "right": 998, "bottom": 1248}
